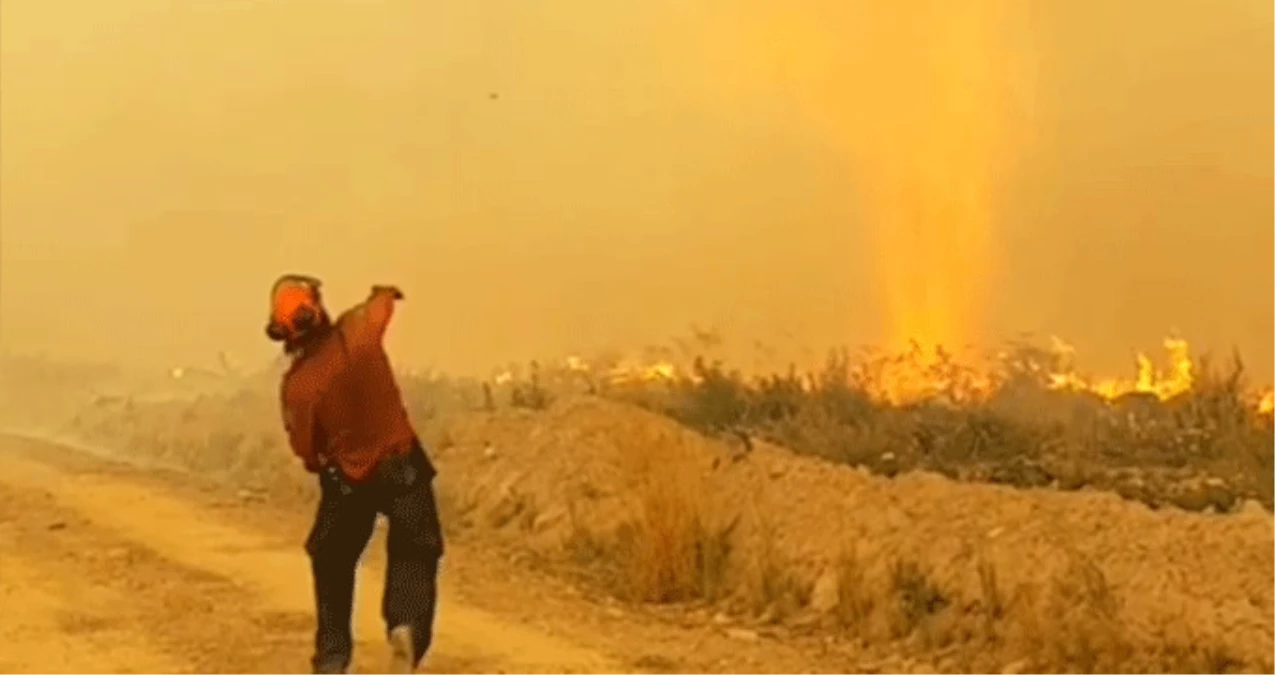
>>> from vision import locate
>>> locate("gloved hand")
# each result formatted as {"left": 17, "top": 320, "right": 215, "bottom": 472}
{"left": 371, "top": 285, "right": 405, "bottom": 300}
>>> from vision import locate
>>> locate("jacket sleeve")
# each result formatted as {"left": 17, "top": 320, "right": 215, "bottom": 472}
{"left": 281, "top": 387, "right": 322, "bottom": 473}
{"left": 339, "top": 285, "right": 402, "bottom": 347}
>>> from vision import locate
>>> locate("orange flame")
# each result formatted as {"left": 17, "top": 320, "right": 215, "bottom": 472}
{"left": 1046, "top": 336, "right": 1194, "bottom": 402}
{"left": 529, "top": 335, "right": 1267, "bottom": 415}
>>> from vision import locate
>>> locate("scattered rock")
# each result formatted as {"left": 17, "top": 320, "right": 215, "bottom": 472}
{"left": 47, "top": 521, "right": 67, "bottom": 531}
{"left": 878, "top": 452, "right": 900, "bottom": 478}
{"left": 483, "top": 445, "right": 498, "bottom": 460}
{"left": 711, "top": 611, "right": 732, "bottom": 625}
{"left": 1205, "top": 483, "right": 1238, "bottom": 513}
{"left": 1000, "top": 658, "right": 1032, "bottom": 674}
{"left": 1238, "top": 499, "right": 1270, "bottom": 518}
{"left": 809, "top": 567, "right": 841, "bottom": 614}
{"left": 755, "top": 605, "right": 780, "bottom": 625}
{"left": 531, "top": 506, "right": 566, "bottom": 533}
{"left": 725, "top": 627, "right": 759, "bottom": 642}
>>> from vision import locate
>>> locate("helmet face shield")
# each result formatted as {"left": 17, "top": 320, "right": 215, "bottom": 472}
{"left": 266, "top": 274, "right": 326, "bottom": 342}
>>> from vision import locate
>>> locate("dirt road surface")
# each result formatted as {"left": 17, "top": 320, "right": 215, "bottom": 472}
{"left": 0, "top": 433, "right": 869, "bottom": 674}
{"left": 0, "top": 433, "right": 621, "bottom": 674}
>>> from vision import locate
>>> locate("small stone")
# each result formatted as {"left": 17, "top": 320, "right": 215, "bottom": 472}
{"left": 531, "top": 506, "right": 566, "bottom": 533}
{"left": 725, "top": 627, "right": 759, "bottom": 642}
{"left": 809, "top": 568, "right": 841, "bottom": 614}
{"left": 756, "top": 605, "right": 779, "bottom": 625}
{"left": 1000, "top": 658, "right": 1031, "bottom": 674}
{"left": 483, "top": 445, "right": 498, "bottom": 459}
{"left": 712, "top": 611, "right": 732, "bottom": 625}
{"left": 47, "top": 521, "right": 67, "bottom": 531}
{"left": 878, "top": 452, "right": 900, "bottom": 478}
{"left": 760, "top": 625, "right": 790, "bottom": 640}
{"left": 1238, "top": 499, "right": 1270, "bottom": 518}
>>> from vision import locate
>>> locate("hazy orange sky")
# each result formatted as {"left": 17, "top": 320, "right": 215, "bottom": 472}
{"left": 1, "top": 0, "right": 1270, "bottom": 380}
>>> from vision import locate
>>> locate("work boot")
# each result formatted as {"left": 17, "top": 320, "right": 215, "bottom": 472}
{"left": 388, "top": 625, "right": 415, "bottom": 674}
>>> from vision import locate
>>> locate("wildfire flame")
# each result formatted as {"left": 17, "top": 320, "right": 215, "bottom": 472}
{"left": 502, "top": 336, "right": 1270, "bottom": 418}
{"left": 591, "top": 357, "right": 681, "bottom": 386}
{"left": 1046, "top": 336, "right": 1194, "bottom": 402}
{"left": 1259, "top": 390, "right": 1274, "bottom": 416}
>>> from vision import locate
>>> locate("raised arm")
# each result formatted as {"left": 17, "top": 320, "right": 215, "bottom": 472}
{"left": 365, "top": 285, "right": 404, "bottom": 338}
{"left": 340, "top": 285, "right": 405, "bottom": 346}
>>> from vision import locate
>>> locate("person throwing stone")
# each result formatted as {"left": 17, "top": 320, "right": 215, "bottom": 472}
{"left": 265, "top": 274, "right": 443, "bottom": 674}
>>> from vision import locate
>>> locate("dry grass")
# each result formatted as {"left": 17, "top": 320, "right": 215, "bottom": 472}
{"left": 564, "top": 429, "right": 736, "bottom": 604}
{"left": 832, "top": 547, "right": 874, "bottom": 635}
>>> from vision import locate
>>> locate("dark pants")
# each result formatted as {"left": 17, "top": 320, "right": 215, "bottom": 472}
{"left": 305, "top": 443, "right": 444, "bottom": 673}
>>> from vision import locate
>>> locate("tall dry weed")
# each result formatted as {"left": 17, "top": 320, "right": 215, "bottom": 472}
{"left": 613, "top": 439, "right": 734, "bottom": 603}
{"left": 739, "top": 514, "right": 812, "bottom": 620}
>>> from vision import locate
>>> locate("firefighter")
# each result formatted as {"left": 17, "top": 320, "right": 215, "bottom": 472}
{"left": 265, "top": 274, "right": 443, "bottom": 674}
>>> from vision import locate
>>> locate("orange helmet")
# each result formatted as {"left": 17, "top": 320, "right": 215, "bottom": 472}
{"left": 265, "top": 274, "right": 327, "bottom": 342}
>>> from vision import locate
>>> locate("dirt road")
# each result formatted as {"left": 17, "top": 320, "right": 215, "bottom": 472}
{"left": 0, "top": 433, "right": 629, "bottom": 674}
{"left": 0, "top": 433, "right": 875, "bottom": 675}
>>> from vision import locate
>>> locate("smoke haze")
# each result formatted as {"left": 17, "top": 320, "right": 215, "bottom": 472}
{"left": 1, "top": 0, "right": 1270, "bottom": 380}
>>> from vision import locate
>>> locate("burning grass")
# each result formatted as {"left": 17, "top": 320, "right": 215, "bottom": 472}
{"left": 594, "top": 338, "right": 1275, "bottom": 513}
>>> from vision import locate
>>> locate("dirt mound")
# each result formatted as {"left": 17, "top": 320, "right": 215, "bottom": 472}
{"left": 433, "top": 397, "right": 1273, "bottom": 671}
{"left": 13, "top": 386, "right": 1274, "bottom": 672}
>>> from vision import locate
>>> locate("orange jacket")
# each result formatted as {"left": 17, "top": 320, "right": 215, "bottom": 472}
{"left": 279, "top": 287, "right": 421, "bottom": 483}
